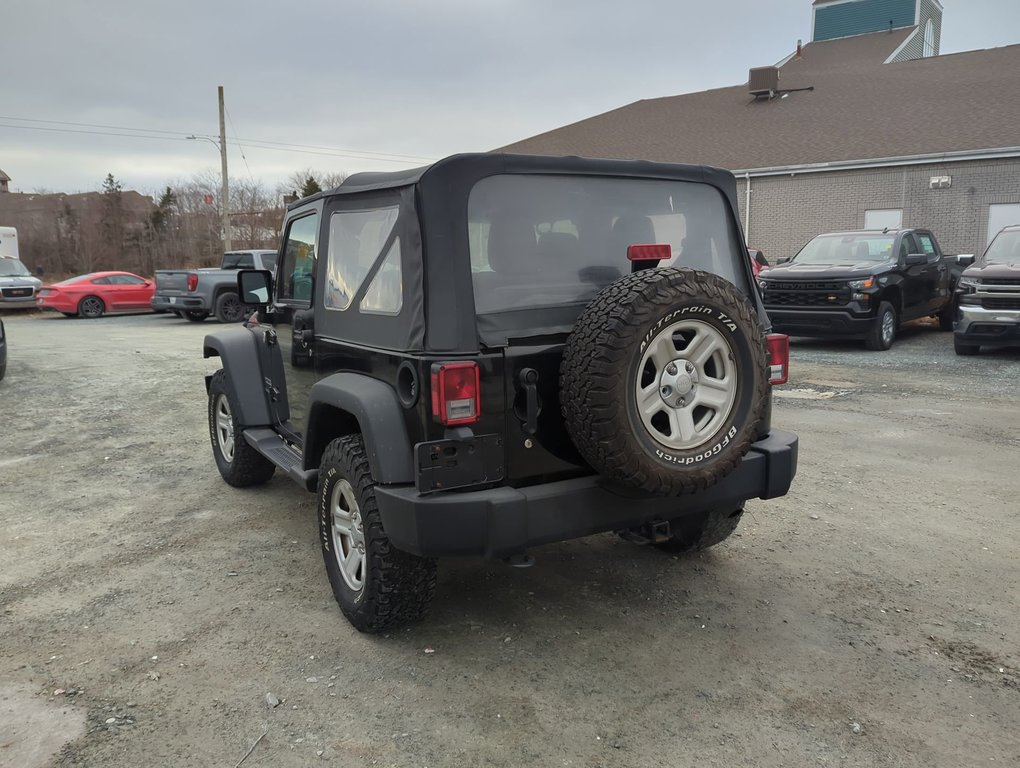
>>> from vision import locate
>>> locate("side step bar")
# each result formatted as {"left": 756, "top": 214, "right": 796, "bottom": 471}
{"left": 243, "top": 428, "right": 318, "bottom": 491}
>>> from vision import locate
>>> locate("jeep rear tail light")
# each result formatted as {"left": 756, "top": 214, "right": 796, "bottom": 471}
{"left": 626, "top": 244, "right": 672, "bottom": 262}
{"left": 431, "top": 362, "right": 480, "bottom": 426}
{"left": 766, "top": 333, "right": 790, "bottom": 385}
{"left": 186, "top": 273, "right": 198, "bottom": 292}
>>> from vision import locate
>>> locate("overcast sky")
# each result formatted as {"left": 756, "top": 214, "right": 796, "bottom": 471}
{"left": 3, "top": 0, "right": 1018, "bottom": 195}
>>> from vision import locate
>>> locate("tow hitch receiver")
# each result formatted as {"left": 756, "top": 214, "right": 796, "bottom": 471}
{"left": 618, "top": 520, "right": 672, "bottom": 545}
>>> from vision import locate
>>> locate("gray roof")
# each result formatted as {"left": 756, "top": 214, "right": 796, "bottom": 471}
{"left": 498, "top": 31, "right": 1020, "bottom": 171}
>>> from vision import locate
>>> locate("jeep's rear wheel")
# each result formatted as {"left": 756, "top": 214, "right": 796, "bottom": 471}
{"left": 654, "top": 506, "right": 744, "bottom": 553}
{"left": 207, "top": 370, "right": 275, "bottom": 487}
{"left": 561, "top": 267, "right": 768, "bottom": 495}
{"left": 318, "top": 435, "right": 437, "bottom": 633}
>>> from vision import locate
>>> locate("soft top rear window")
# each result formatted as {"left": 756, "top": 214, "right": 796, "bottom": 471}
{"left": 467, "top": 174, "right": 745, "bottom": 318}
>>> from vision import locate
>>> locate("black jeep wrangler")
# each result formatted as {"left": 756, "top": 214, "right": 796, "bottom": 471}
{"left": 203, "top": 153, "right": 798, "bottom": 633}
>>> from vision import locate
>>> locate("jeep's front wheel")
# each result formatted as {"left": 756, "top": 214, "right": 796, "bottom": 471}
{"left": 318, "top": 435, "right": 437, "bottom": 633}
{"left": 207, "top": 370, "right": 275, "bottom": 487}
{"left": 561, "top": 267, "right": 768, "bottom": 495}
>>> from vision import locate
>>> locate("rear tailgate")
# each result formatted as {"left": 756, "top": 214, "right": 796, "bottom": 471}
{"left": 154, "top": 270, "right": 192, "bottom": 297}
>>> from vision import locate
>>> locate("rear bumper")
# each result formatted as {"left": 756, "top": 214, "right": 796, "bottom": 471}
{"left": 766, "top": 308, "right": 874, "bottom": 337}
{"left": 955, "top": 305, "right": 1020, "bottom": 347}
{"left": 151, "top": 295, "right": 208, "bottom": 312}
{"left": 375, "top": 429, "right": 798, "bottom": 558}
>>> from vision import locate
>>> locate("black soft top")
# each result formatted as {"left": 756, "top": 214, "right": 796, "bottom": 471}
{"left": 291, "top": 153, "right": 740, "bottom": 209}
{"left": 290, "top": 153, "right": 746, "bottom": 352}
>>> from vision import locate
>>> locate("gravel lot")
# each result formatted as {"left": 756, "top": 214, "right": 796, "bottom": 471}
{"left": 1, "top": 311, "right": 1017, "bottom": 767}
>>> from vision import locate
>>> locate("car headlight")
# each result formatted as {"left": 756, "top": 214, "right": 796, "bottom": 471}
{"left": 848, "top": 277, "right": 875, "bottom": 290}
{"left": 758, "top": 279, "right": 769, "bottom": 291}
{"left": 958, "top": 278, "right": 980, "bottom": 294}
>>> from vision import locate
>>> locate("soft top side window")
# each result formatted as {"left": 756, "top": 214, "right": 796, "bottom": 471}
{"left": 278, "top": 214, "right": 319, "bottom": 305}
{"left": 324, "top": 205, "right": 400, "bottom": 312}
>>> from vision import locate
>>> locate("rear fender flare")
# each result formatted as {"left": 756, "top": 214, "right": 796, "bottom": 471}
{"left": 305, "top": 373, "right": 413, "bottom": 484}
{"left": 203, "top": 329, "right": 272, "bottom": 426}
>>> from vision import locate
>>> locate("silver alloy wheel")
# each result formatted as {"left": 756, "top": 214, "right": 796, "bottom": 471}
{"left": 80, "top": 296, "right": 104, "bottom": 318}
{"left": 635, "top": 319, "right": 738, "bottom": 450}
{"left": 214, "top": 394, "right": 235, "bottom": 462}
{"left": 330, "top": 479, "right": 366, "bottom": 593}
{"left": 881, "top": 309, "right": 895, "bottom": 345}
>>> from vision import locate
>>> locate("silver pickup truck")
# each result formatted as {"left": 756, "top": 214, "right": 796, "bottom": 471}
{"left": 152, "top": 249, "right": 277, "bottom": 322}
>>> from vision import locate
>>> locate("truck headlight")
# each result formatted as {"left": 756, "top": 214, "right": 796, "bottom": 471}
{"left": 958, "top": 279, "right": 980, "bottom": 295}
{"left": 758, "top": 279, "right": 769, "bottom": 292}
{"left": 848, "top": 277, "right": 875, "bottom": 290}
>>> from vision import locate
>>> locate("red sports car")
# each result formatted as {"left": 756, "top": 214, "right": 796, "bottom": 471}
{"left": 36, "top": 271, "right": 155, "bottom": 318}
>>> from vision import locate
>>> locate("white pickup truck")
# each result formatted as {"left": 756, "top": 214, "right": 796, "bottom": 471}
{"left": 151, "top": 249, "right": 277, "bottom": 322}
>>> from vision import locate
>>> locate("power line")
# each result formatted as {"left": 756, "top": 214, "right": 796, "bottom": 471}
{"left": 0, "top": 114, "right": 192, "bottom": 137}
{"left": 224, "top": 107, "right": 256, "bottom": 185}
{"left": 0, "top": 114, "right": 436, "bottom": 163}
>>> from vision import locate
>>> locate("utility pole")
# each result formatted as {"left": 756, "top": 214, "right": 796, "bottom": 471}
{"left": 218, "top": 85, "right": 231, "bottom": 251}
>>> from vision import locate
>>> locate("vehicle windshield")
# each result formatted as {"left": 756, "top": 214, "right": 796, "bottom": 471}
{"left": 468, "top": 174, "right": 746, "bottom": 316}
{"left": 793, "top": 234, "right": 895, "bottom": 265}
{"left": 0, "top": 258, "right": 32, "bottom": 277}
{"left": 983, "top": 229, "right": 1020, "bottom": 265}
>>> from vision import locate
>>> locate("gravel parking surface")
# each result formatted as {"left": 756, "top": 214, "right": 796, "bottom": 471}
{"left": 1, "top": 312, "right": 1017, "bottom": 767}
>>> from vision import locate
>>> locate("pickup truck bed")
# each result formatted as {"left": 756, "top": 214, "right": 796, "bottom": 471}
{"left": 152, "top": 249, "right": 277, "bottom": 322}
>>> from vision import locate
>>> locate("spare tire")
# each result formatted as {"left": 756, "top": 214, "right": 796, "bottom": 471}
{"left": 560, "top": 267, "right": 768, "bottom": 495}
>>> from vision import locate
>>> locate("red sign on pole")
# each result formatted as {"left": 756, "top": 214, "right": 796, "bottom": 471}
{"left": 203, "top": 194, "right": 214, "bottom": 205}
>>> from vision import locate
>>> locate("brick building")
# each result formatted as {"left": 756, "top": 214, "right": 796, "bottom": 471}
{"left": 500, "top": 0, "right": 1020, "bottom": 259}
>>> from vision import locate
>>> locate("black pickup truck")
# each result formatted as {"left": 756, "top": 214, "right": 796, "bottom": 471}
{"left": 758, "top": 228, "right": 966, "bottom": 350}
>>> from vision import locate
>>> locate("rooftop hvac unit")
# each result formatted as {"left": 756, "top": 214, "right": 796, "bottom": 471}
{"left": 749, "top": 66, "right": 780, "bottom": 97}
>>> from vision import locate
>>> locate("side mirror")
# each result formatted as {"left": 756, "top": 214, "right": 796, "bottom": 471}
{"left": 904, "top": 253, "right": 927, "bottom": 266}
{"left": 238, "top": 269, "right": 272, "bottom": 306}
{"left": 956, "top": 254, "right": 975, "bottom": 267}
{"left": 775, "top": 255, "right": 792, "bottom": 265}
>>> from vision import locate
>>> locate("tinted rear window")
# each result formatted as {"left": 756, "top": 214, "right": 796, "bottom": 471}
{"left": 468, "top": 174, "right": 745, "bottom": 316}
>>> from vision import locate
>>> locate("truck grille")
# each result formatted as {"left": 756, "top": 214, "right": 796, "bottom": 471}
{"left": 2, "top": 287, "right": 34, "bottom": 298}
{"left": 765, "top": 281, "right": 850, "bottom": 308}
{"left": 979, "top": 279, "right": 1020, "bottom": 287}
{"left": 980, "top": 297, "right": 1020, "bottom": 310}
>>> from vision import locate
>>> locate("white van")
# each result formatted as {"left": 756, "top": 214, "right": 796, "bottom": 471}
{"left": 0, "top": 227, "right": 42, "bottom": 308}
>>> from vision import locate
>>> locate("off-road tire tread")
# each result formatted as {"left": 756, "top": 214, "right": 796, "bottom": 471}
{"left": 207, "top": 369, "right": 276, "bottom": 487}
{"left": 561, "top": 268, "right": 768, "bottom": 495}
{"left": 319, "top": 435, "right": 437, "bottom": 633}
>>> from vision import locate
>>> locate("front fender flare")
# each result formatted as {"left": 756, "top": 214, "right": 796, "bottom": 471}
{"left": 203, "top": 329, "right": 272, "bottom": 427}
{"left": 306, "top": 373, "right": 413, "bottom": 485}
